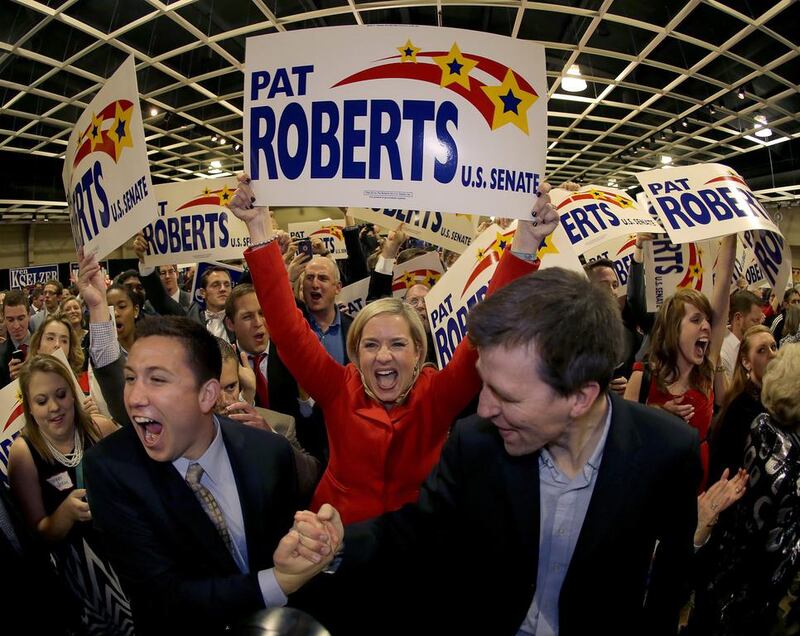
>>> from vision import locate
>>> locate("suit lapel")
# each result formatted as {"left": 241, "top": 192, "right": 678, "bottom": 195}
{"left": 148, "top": 457, "right": 238, "bottom": 574}
{"left": 500, "top": 448, "right": 541, "bottom": 565}
{"left": 220, "top": 419, "right": 270, "bottom": 570}
{"left": 567, "top": 394, "right": 642, "bottom": 571}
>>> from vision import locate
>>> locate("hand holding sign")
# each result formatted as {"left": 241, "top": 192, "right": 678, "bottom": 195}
{"left": 228, "top": 174, "right": 273, "bottom": 245}
{"left": 132, "top": 232, "right": 147, "bottom": 263}
{"left": 77, "top": 249, "right": 108, "bottom": 312}
{"left": 382, "top": 223, "right": 407, "bottom": 259}
{"left": 512, "top": 183, "right": 557, "bottom": 253}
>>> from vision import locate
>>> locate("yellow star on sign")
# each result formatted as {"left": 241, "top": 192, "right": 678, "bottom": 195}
{"left": 536, "top": 233, "right": 559, "bottom": 259}
{"left": 107, "top": 101, "right": 134, "bottom": 162}
{"left": 491, "top": 233, "right": 509, "bottom": 258}
{"left": 402, "top": 272, "right": 415, "bottom": 287}
{"left": 476, "top": 247, "right": 486, "bottom": 261}
{"left": 88, "top": 112, "right": 105, "bottom": 152}
{"left": 481, "top": 69, "right": 538, "bottom": 134}
{"left": 397, "top": 39, "right": 421, "bottom": 63}
{"left": 433, "top": 43, "right": 478, "bottom": 90}
{"left": 203, "top": 187, "right": 211, "bottom": 196}
{"left": 218, "top": 185, "right": 233, "bottom": 204}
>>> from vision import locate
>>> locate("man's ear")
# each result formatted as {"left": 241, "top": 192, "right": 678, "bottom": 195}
{"left": 198, "top": 378, "right": 221, "bottom": 414}
{"left": 568, "top": 382, "right": 602, "bottom": 419}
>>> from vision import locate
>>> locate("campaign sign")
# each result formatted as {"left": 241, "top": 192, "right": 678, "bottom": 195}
{"left": 245, "top": 26, "right": 547, "bottom": 218}
{"left": 9, "top": 264, "right": 59, "bottom": 289}
{"left": 288, "top": 220, "right": 347, "bottom": 260}
{"left": 62, "top": 56, "right": 156, "bottom": 259}
{"left": 69, "top": 261, "right": 108, "bottom": 283}
{"left": 0, "top": 380, "right": 24, "bottom": 486}
{"left": 550, "top": 185, "right": 663, "bottom": 254}
{"left": 351, "top": 207, "right": 477, "bottom": 252}
{"left": 141, "top": 178, "right": 251, "bottom": 266}
{"left": 582, "top": 234, "right": 638, "bottom": 297}
{"left": 336, "top": 277, "right": 370, "bottom": 318}
{"left": 390, "top": 251, "right": 444, "bottom": 298}
{"left": 190, "top": 261, "right": 245, "bottom": 310}
{"left": 643, "top": 237, "right": 718, "bottom": 312}
{"left": 426, "top": 222, "right": 582, "bottom": 368}
{"left": 740, "top": 229, "right": 792, "bottom": 296}
{"left": 636, "top": 163, "right": 781, "bottom": 244}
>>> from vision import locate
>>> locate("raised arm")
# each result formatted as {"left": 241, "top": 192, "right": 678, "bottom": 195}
{"left": 709, "top": 235, "right": 736, "bottom": 404}
{"left": 227, "top": 175, "right": 346, "bottom": 406}
{"left": 133, "top": 233, "right": 186, "bottom": 317}
{"left": 430, "top": 188, "right": 560, "bottom": 415}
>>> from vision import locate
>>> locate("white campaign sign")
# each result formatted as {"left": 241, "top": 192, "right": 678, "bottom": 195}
{"left": 288, "top": 220, "right": 347, "bottom": 260}
{"left": 550, "top": 185, "right": 663, "bottom": 254}
{"left": 426, "top": 222, "right": 582, "bottom": 368}
{"left": 740, "top": 229, "right": 792, "bottom": 296}
{"left": 350, "top": 207, "right": 477, "bottom": 253}
{"left": 143, "top": 178, "right": 252, "bottom": 266}
{"left": 644, "top": 236, "right": 719, "bottom": 312}
{"left": 636, "top": 163, "right": 781, "bottom": 244}
{"left": 582, "top": 234, "right": 638, "bottom": 297}
{"left": 336, "top": 277, "right": 370, "bottom": 318}
{"left": 245, "top": 25, "right": 547, "bottom": 218}
{"left": 0, "top": 380, "right": 24, "bottom": 487}
{"left": 63, "top": 56, "right": 156, "bottom": 259}
{"left": 390, "top": 252, "right": 444, "bottom": 297}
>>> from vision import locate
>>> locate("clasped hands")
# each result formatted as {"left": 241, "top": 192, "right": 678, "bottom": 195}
{"left": 273, "top": 504, "right": 344, "bottom": 595}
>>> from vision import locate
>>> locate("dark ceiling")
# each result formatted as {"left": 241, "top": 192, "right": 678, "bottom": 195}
{"left": 1, "top": 0, "right": 798, "bottom": 223}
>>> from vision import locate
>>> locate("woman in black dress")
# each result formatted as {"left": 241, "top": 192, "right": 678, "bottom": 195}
{"left": 8, "top": 355, "right": 133, "bottom": 635}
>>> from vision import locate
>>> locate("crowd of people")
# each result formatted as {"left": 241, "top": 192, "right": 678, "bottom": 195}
{"left": 1, "top": 174, "right": 799, "bottom": 636}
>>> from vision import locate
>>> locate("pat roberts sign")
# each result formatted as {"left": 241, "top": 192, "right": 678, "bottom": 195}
{"left": 244, "top": 25, "right": 547, "bottom": 218}
{"left": 63, "top": 55, "right": 156, "bottom": 259}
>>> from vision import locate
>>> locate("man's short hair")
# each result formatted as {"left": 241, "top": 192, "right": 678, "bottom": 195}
{"left": 583, "top": 258, "right": 615, "bottom": 277}
{"left": 468, "top": 267, "right": 623, "bottom": 395}
{"left": 43, "top": 279, "right": 63, "bottom": 294}
{"left": 729, "top": 290, "right": 761, "bottom": 322}
{"left": 115, "top": 270, "right": 140, "bottom": 286}
{"left": 200, "top": 266, "right": 232, "bottom": 290}
{"left": 217, "top": 337, "right": 238, "bottom": 363}
{"left": 224, "top": 283, "right": 256, "bottom": 322}
{"left": 4, "top": 289, "right": 29, "bottom": 311}
{"left": 784, "top": 288, "right": 800, "bottom": 303}
{"left": 135, "top": 316, "right": 221, "bottom": 387}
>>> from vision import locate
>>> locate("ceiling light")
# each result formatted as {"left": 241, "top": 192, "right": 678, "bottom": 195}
{"left": 660, "top": 154, "right": 673, "bottom": 165}
{"left": 234, "top": 144, "right": 241, "bottom": 151}
{"left": 707, "top": 104, "right": 716, "bottom": 116}
{"left": 681, "top": 120, "right": 688, "bottom": 128}
{"left": 210, "top": 160, "right": 222, "bottom": 169}
{"left": 211, "top": 135, "right": 218, "bottom": 142}
{"left": 754, "top": 114, "right": 772, "bottom": 138}
{"left": 561, "top": 64, "right": 587, "bottom": 93}
{"left": 208, "top": 168, "right": 221, "bottom": 174}
{"left": 150, "top": 107, "right": 158, "bottom": 117}
{"left": 737, "top": 87, "right": 746, "bottom": 99}
{"left": 218, "top": 137, "right": 226, "bottom": 145}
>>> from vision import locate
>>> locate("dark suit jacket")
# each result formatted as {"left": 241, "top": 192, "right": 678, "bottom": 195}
{"left": 84, "top": 417, "right": 300, "bottom": 636}
{"left": 314, "top": 393, "right": 701, "bottom": 635}
{"left": 0, "top": 339, "right": 15, "bottom": 389}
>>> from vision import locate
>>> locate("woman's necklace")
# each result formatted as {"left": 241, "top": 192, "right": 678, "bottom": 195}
{"left": 42, "top": 427, "right": 83, "bottom": 468}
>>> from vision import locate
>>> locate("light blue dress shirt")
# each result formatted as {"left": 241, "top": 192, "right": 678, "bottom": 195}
{"left": 519, "top": 398, "right": 612, "bottom": 636}
{"left": 172, "top": 417, "right": 287, "bottom": 608}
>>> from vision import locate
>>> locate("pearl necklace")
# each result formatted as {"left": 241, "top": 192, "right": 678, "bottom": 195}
{"left": 42, "top": 428, "right": 83, "bottom": 468}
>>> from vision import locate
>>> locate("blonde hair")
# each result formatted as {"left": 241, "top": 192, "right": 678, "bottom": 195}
{"left": 19, "top": 355, "right": 100, "bottom": 464}
{"left": 347, "top": 298, "right": 427, "bottom": 369}
{"left": 761, "top": 344, "right": 800, "bottom": 427}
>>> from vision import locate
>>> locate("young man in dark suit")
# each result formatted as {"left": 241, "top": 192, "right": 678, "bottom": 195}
{"left": 83, "top": 316, "right": 329, "bottom": 635}
{"left": 290, "top": 267, "right": 702, "bottom": 636}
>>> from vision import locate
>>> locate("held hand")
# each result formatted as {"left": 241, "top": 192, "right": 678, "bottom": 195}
{"left": 227, "top": 174, "right": 272, "bottom": 243}
{"left": 292, "top": 505, "right": 344, "bottom": 563}
{"left": 224, "top": 402, "right": 272, "bottom": 431}
{"left": 60, "top": 489, "right": 91, "bottom": 523}
{"left": 77, "top": 249, "right": 107, "bottom": 310}
{"left": 559, "top": 181, "right": 581, "bottom": 192}
{"left": 513, "top": 183, "right": 557, "bottom": 253}
{"left": 273, "top": 230, "right": 291, "bottom": 256}
{"left": 273, "top": 529, "right": 332, "bottom": 595}
{"left": 132, "top": 232, "right": 147, "bottom": 263}
{"left": 237, "top": 352, "right": 257, "bottom": 405}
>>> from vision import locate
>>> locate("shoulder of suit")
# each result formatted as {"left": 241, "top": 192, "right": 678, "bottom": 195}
{"left": 219, "top": 415, "right": 292, "bottom": 453}
{"left": 613, "top": 393, "right": 699, "bottom": 449}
